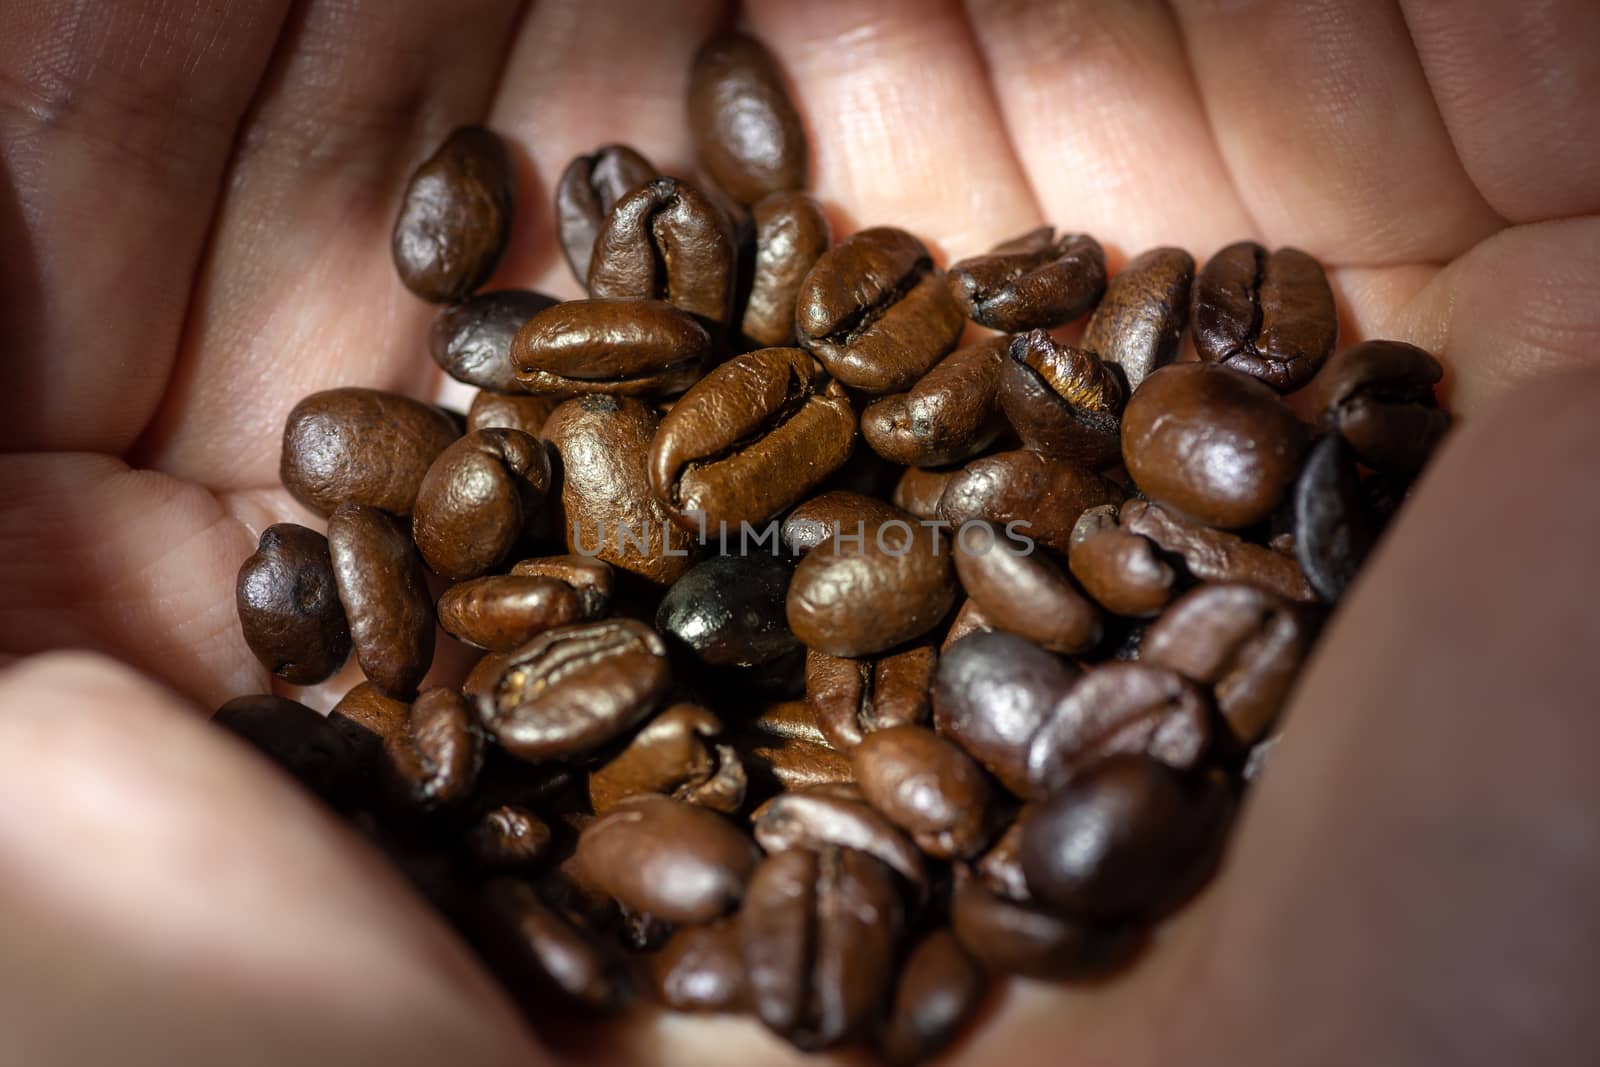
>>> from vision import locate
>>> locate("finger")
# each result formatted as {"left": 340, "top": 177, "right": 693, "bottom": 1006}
{"left": 1170, "top": 0, "right": 1503, "bottom": 265}
{"left": 0, "top": 0, "right": 290, "bottom": 454}
{"left": 1401, "top": 0, "right": 1600, "bottom": 223}
{"left": 964, "top": 0, "right": 1257, "bottom": 257}
{"left": 0, "top": 652, "right": 544, "bottom": 1066}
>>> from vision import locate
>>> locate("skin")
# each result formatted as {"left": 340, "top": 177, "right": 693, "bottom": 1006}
{"left": 0, "top": 0, "right": 1597, "bottom": 1063}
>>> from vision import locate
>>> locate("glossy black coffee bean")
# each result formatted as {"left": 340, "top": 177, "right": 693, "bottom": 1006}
{"left": 1292, "top": 433, "right": 1375, "bottom": 602}
{"left": 430, "top": 290, "right": 559, "bottom": 392}
{"left": 1311, "top": 339, "right": 1451, "bottom": 473}
{"left": 327, "top": 504, "right": 435, "bottom": 699}
{"left": 280, "top": 388, "right": 460, "bottom": 518}
{"left": 392, "top": 126, "right": 514, "bottom": 303}
{"left": 1000, "top": 330, "right": 1126, "bottom": 469}
{"left": 742, "top": 192, "right": 830, "bottom": 347}
{"left": 657, "top": 554, "right": 800, "bottom": 668}
{"left": 688, "top": 32, "right": 809, "bottom": 205}
{"left": 576, "top": 795, "right": 760, "bottom": 923}
{"left": 861, "top": 337, "right": 1010, "bottom": 468}
{"left": 1082, "top": 246, "right": 1194, "bottom": 391}
{"left": 236, "top": 523, "right": 350, "bottom": 685}
{"left": 587, "top": 177, "right": 737, "bottom": 328}
{"left": 947, "top": 228, "right": 1106, "bottom": 332}
{"left": 1191, "top": 241, "right": 1337, "bottom": 392}
{"left": 556, "top": 144, "right": 658, "bottom": 285}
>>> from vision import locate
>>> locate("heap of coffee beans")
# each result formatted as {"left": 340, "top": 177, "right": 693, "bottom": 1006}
{"left": 225, "top": 29, "right": 1452, "bottom": 1064}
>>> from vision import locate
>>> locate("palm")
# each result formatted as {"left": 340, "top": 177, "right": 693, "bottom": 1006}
{"left": 3, "top": 1, "right": 1597, "bottom": 1064}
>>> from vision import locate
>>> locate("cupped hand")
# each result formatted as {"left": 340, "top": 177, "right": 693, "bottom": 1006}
{"left": 2, "top": 1, "right": 1598, "bottom": 1064}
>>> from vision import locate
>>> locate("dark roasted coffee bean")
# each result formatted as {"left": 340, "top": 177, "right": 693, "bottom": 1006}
{"left": 788, "top": 519, "right": 957, "bottom": 657}
{"left": 236, "top": 523, "right": 350, "bottom": 685}
{"left": 481, "top": 618, "right": 671, "bottom": 761}
{"left": 751, "top": 784, "right": 927, "bottom": 888}
{"left": 853, "top": 725, "right": 991, "bottom": 859}
{"left": 1143, "top": 583, "right": 1316, "bottom": 745}
{"left": 329, "top": 680, "right": 410, "bottom": 757}
{"left": 512, "top": 298, "right": 710, "bottom": 398}
{"left": 797, "top": 226, "right": 966, "bottom": 394}
{"left": 392, "top": 126, "right": 514, "bottom": 303}
{"left": 940, "top": 597, "right": 994, "bottom": 652}
{"left": 1020, "top": 755, "right": 1233, "bottom": 922}
{"left": 1192, "top": 241, "right": 1336, "bottom": 391}
{"left": 653, "top": 920, "right": 747, "bottom": 1013}
{"left": 806, "top": 644, "right": 935, "bottom": 751}
{"left": 386, "top": 688, "right": 481, "bottom": 812}
{"left": 742, "top": 733, "right": 857, "bottom": 793}
{"left": 476, "top": 878, "right": 629, "bottom": 1012}
{"left": 861, "top": 336, "right": 1010, "bottom": 467}
{"left": 437, "top": 576, "right": 584, "bottom": 652}
{"left": 1312, "top": 339, "right": 1450, "bottom": 473}
{"left": 1121, "top": 499, "right": 1316, "bottom": 602}
{"left": 462, "top": 651, "right": 512, "bottom": 704}
{"left": 975, "top": 812, "right": 1032, "bottom": 902}
{"left": 327, "top": 504, "right": 434, "bottom": 699}
{"left": 949, "top": 866, "right": 1137, "bottom": 979}
{"left": 587, "top": 177, "right": 737, "bottom": 327}
{"left": 688, "top": 32, "right": 808, "bottom": 205}
{"left": 892, "top": 465, "right": 957, "bottom": 521}
{"left": 466, "top": 390, "right": 561, "bottom": 437}
{"left": 412, "top": 428, "right": 551, "bottom": 580}
{"left": 937, "top": 449, "right": 1125, "bottom": 553}
{"left": 746, "top": 699, "right": 831, "bottom": 744}
{"left": 1067, "top": 510, "right": 1176, "bottom": 618}
{"left": 877, "top": 928, "right": 986, "bottom": 1067}
{"left": 589, "top": 703, "right": 745, "bottom": 815}
{"left": 1082, "top": 246, "right": 1194, "bottom": 391}
{"left": 468, "top": 805, "right": 553, "bottom": 874}
{"left": 214, "top": 694, "right": 359, "bottom": 800}
{"left": 430, "top": 290, "right": 558, "bottom": 392}
{"left": 1292, "top": 434, "right": 1375, "bottom": 602}
{"left": 657, "top": 554, "right": 799, "bottom": 667}
{"left": 954, "top": 537, "right": 1102, "bottom": 655}
{"left": 1123, "top": 362, "right": 1308, "bottom": 529}
{"left": 947, "top": 228, "right": 1106, "bottom": 332}
{"left": 1000, "top": 330, "right": 1126, "bottom": 469}
{"left": 280, "top": 388, "right": 459, "bottom": 517}
{"left": 508, "top": 554, "right": 613, "bottom": 618}
{"left": 576, "top": 795, "right": 759, "bottom": 923}
{"left": 556, "top": 144, "right": 658, "bottom": 285}
{"left": 742, "top": 192, "right": 830, "bottom": 346}
{"left": 649, "top": 347, "right": 855, "bottom": 531}
{"left": 739, "top": 847, "right": 901, "bottom": 1050}
{"left": 782, "top": 491, "right": 906, "bottom": 558}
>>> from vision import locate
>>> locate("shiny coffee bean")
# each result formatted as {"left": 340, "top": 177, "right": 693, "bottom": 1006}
{"left": 466, "top": 390, "right": 560, "bottom": 437}
{"left": 797, "top": 226, "right": 966, "bottom": 394}
{"left": 657, "top": 554, "right": 800, "bottom": 668}
{"left": 806, "top": 643, "right": 935, "bottom": 751}
{"left": 588, "top": 703, "right": 745, "bottom": 815}
{"left": 954, "top": 537, "right": 1102, "bottom": 655}
{"left": 1123, "top": 363, "right": 1308, "bottom": 529}
{"left": 742, "top": 192, "right": 830, "bottom": 346}
{"left": 280, "top": 388, "right": 460, "bottom": 517}
{"left": 587, "top": 177, "right": 737, "bottom": 327}
{"left": 412, "top": 428, "right": 551, "bottom": 580}
{"left": 1192, "top": 241, "right": 1337, "bottom": 392}
{"left": 782, "top": 491, "right": 906, "bottom": 557}
{"left": 892, "top": 465, "right": 957, "bottom": 521}
{"left": 1000, "top": 330, "right": 1126, "bottom": 469}
{"left": 649, "top": 347, "right": 856, "bottom": 531}
{"left": 1067, "top": 513, "right": 1176, "bottom": 618}
{"left": 1020, "top": 755, "right": 1233, "bottom": 922}
{"left": 937, "top": 449, "right": 1125, "bottom": 553}
{"left": 214, "top": 694, "right": 359, "bottom": 800}
{"left": 576, "top": 795, "right": 759, "bottom": 923}
{"left": 653, "top": 920, "right": 747, "bottom": 1013}
{"left": 1312, "top": 339, "right": 1450, "bottom": 473}
{"left": 392, "top": 126, "right": 514, "bottom": 303}
{"left": 947, "top": 228, "right": 1106, "bottom": 332}
{"left": 787, "top": 519, "right": 957, "bottom": 657}
{"left": 739, "top": 847, "right": 902, "bottom": 1050}
{"left": 742, "top": 733, "right": 858, "bottom": 794}
{"left": 688, "top": 32, "right": 808, "bottom": 205}
{"left": 480, "top": 618, "right": 671, "bottom": 762}
{"left": 949, "top": 866, "right": 1136, "bottom": 979}
{"left": 430, "top": 290, "right": 558, "bottom": 392}
{"left": 877, "top": 928, "right": 986, "bottom": 1067}
{"left": 940, "top": 597, "right": 994, "bottom": 652}
{"left": 236, "top": 523, "right": 350, "bottom": 685}
{"left": 475, "top": 878, "right": 629, "bottom": 1012}
{"left": 853, "top": 725, "right": 992, "bottom": 859}
{"left": 437, "top": 575, "right": 584, "bottom": 652}
{"left": 556, "top": 144, "right": 658, "bottom": 285}
{"left": 329, "top": 680, "right": 410, "bottom": 758}
{"left": 509, "top": 554, "right": 614, "bottom": 618}
{"left": 1121, "top": 499, "right": 1315, "bottom": 603}
{"left": 512, "top": 298, "right": 710, "bottom": 398}
{"left": 861, "top": 336, "right": 1010, "bottom": 467}
{"left": 386, "top": 688, "right": 482, "bottom": 812}
{"left": 1082, "top": 246, "right": 1194, "bottom": 391}
{"left": 1292, "top": 434, "right": 1375, "bottom": 602}
{"left": 975, "top": 812, "right": 1032, "bottom": 902}
{"left": 751, "top": 784, "right": 927, "bottom": 888}
{"left": 468, "top": 805, "right": 553, "bottom": 874}
{"left": 462, "top": 651, "right": 512, "bottom": 704}
{"left": 327, "top": 504, "right": 435, "bottom": 699}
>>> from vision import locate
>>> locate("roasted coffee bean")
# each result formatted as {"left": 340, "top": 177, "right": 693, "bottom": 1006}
{"left": 743, "top": 734, "right": 857, "bottom": 794}
{"left": 413, "top": 428, "right": 551, "bottom": 580}
{"left": 476, "top": 878, "right": 629, "bottom": 1012}
{"left": 739, "top": 847, "right": 901, "bottom": 1050}
{"left": 1082, "top": 246, "right": 1194, "bottom": 391}
{"left": 1020, "top": 755, "right": 1233, "bottom": 922}
{"left": 543, "top": 395, "right": 697, "bottom": 588}
{"left": 746, "top": 699, "right": 830, "bottom": 743}
{"left": 649, "top": 347, "right": 855, "bottom": 531}
{"left": 975, "top": 813, "right": 1031, "bottom": 902}
{"left": 1122, "top": 363, "right": 1308, "bottom": 529}
{"left": 507, "top": 554, "right": 614, "bottom": 618}
{"left": 742, "top": 192, "right": 830, "bottom": 346}
{"left": 782, "top": 491, "right": 905, "bottom": 558}
{"left": 657, "top": 554, "right": 799, "bottom": 668}
{"left": 392, "top": 126, "right": 514, "bottom": 303}
{"left": 556, "top": 144, "right": 658, "bottom": 285}
{"left": 947, "top": 228, "right": 1106, "bottom": 332}
{"left": 940, "top": 598, "right": 994, "bottom": 652}
{"left": 576, "top": 795, "right": 759, "bottom": 923}
{"left": 852, "top": 725, "right": 991, "bottom": 860}
{"left": 280, "top": 388, "right": 460, "bottom": 517}
{"left": 1025, "top": 663, "right": 1210, "bottom": 796}
{"left": 214, "top": 694, "right": 359, "bottom": 800}
{"left": 481, "top": 618, "right": 671, "bottom": 761}
{"left": 437, "top": 576, "right": 584, "bottom": 652}
{"left": 752, "top": 784, "right": 927, "bottom": 888}
{"left": 937, "top": 449, "right": 1125, "bottom": 554}
{"left": 466, "top": 390, "right": 561, "bottom": 437}
{"left": 1143, "top": 583, "right": 1316, "bottom": 745}
{"left": 1292, "top": 434, "right": 1375, "bottom": 602}
{"left": 589, "top": 703, "right": 745, "bottom": 815}
{"left": 1312, "top": 339, "right": 1450, "bottom": 474}
{"left": 877, "top": 929, "right": 986, "bottom": 1067}
{"left": 797, "top": 226, "right": 966, "bottom": 394}
{"left": 1121, "top": 499, "right": 1315, "bottom": 603}
{"left": 861, "top": 337, "right": 1010, "bottom": 467}
{"left": 386, "top": 688, "right": 481, "bottom": 812}
{"left": 236, "top": 523, "right": 350, "bottom": 685}
{"left": 512, "top": 298, "right": 710, "bottom": 398}
{"left": 462, "top": 651, "right": 512, "bottom": 704}
{"left": 587, "top": 177, "right": 737, "bottom": 327}
{"left": 430, "top": 290, "right": 559, "bottom": 392}
{"left": 1191, "top": 241, "right": 1337, "bottom": 391}
{"left": 1000, "top": 330, "right": 1126, "bottom": 469}
{"left": 806, "top": 644, "right": 935, "bottom": 751}
{"left": 653, "top": 920, "right": 747, "bottom": 1013}
{"left": 787, "top": 519, "right": 957, "bottom": 657}
{"left": 949, "top": 866, "right": 1136, "bottom": 979}
{"left": 688, "top": 32, "right": 808, "bottom": 205}
{"left": 953, "top": 537, "right": 1102, "bottom": 655}
{"left": 1066, "top": 508, "right": 1175, "bottom": 618}
{"left": 329, "top": 680, "right": 410, "bottom": 757}
{"left": 892, "top": 465, "right": 957, "bottom": 521}
{"left": 468, "top": 805, "right": 553, "bottom": 874}
{"left": 327, "top": 504, "right": 435, "bottom": 699}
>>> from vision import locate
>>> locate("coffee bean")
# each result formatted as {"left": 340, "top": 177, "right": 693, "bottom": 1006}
{"left": 327, "top": 504, "right": 435, "bottom": 699}
{"left": 1082, "top": 246, "right": 1194, "bottom": 391}
{"left": 954, "top": 537, "right": 1102, "bottom": 655}
{"left": 437, "top": 576, "right": 584, "bottom": 652}
{"left": 852, "top": 725, "right": 992, "bottom": 860}
{"left": 576, "top": 795, "right": 759, "bottom": 923}
{"left": 475, "top": 878, "right": 630, "bottom": 1012}
{"left": 1192, "top": 241, "right": 1337, "bottom": 392}
{"left": 462, "top": 651, "right": 512, "bottom": 704}
{"left": 589, "top": 703, "right": 745, "bottom": 815}
{"left": 1120, "top": 499, "right": 1316, "bottom": 603}
{"left": 430, "top": 290, "right": 559, "bottom": 392}
{"left": 392, "top": 126, "right": 515, "bottom": 303}
{"left": 797, "top": 226, "right": 966, "bottom": 394}
{"left": 999, "top": 330, "right": 1126, "bottom": 469}
{"left": 937, "top": 449, "right": 1126, "bottom": 554}
{"left": 657, "top": 554, "right": 799, "bottom": 668}
{"left": 468, "top": 805, "right": 553, "bottom": 874}
{"left": 742, "top": 192, "right": 831, "bottom": 346}
{"left": 1067, "top": 515, "right": 1176, "bottom": 618}
{"left": 466, "top": 390, "right": 560, "bottom": 437}
{"left": 653, "top": 920, "right": 747, "bottom": 1013}
{"left": 742, "top": 733, "right": 858, "bottom": 794}
{"left": 507, "top": 554, "right": 612, "bottom": 616}
{"left": 688, "top": 32, "right": 808, "bottom": 205}
{"left": 385, "top": 687, "right": 482, "bottom": 812}
{"left": 556, "top": 144, "right": 658, "bottom": 285}
{"left": 892, "top": 465, "right": 958, "bottom": 521}
{"left": 806, "top": 644, "right": 935, "bottom": 751}
{"left": 280, "top": 388, "right": 460, "bottom": 517}
{"left": 1123, "top": 363, "right": 1308, "bottom": 529}
{"left": 949, "top": 866, "right": 1137, "bottom": 979}
{"left": 787, "top": 519, "right": 957, "bottom": 657}
{"left": 877, "top": 928, "right": 986, "bottom": 1067}
{"left": 861, "top": 336, "right": 1010, "bottom": 467}
{"left": 975, "top": 812, "right": 1032, "bottom": 902}
{"left": 480, "top": 618, "right": 671, "bottom": 762}
{"left": 214, "top": 694, "right": 359, "bottom": 801}
{"left": 780, "top": 491, "right": 901, "bottom": 558}
{"left": 940, "top": 597, "right": 994, "bottom": 652}
{"left": 739, "top": 847, "right": 901, "bottom": 1050}
{"left": 412, "top": 428, "right": 551, "bottom": 580}
{"left": 947, "top": 228, "right": 1106, "bottom": 332}
{"left": 236, "top": 523, "right": 350, "bottom": 685}
{"left": 1311, "top": 339, "right": 1450, "bottom": 474}
{"left": 1292, "top": 433, "right": 1375, "bottom": 602}
{"left": 649, "top": 347, "right": 856, "bottom": 531}
{"left": 512, "top": 298, "right": 710, "bottom": 398}
{"left": 587, "top": 177, "right": 737, "bottom": 328}
{"left": 751, "top": 784, "right": 927, "bottom": 889}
